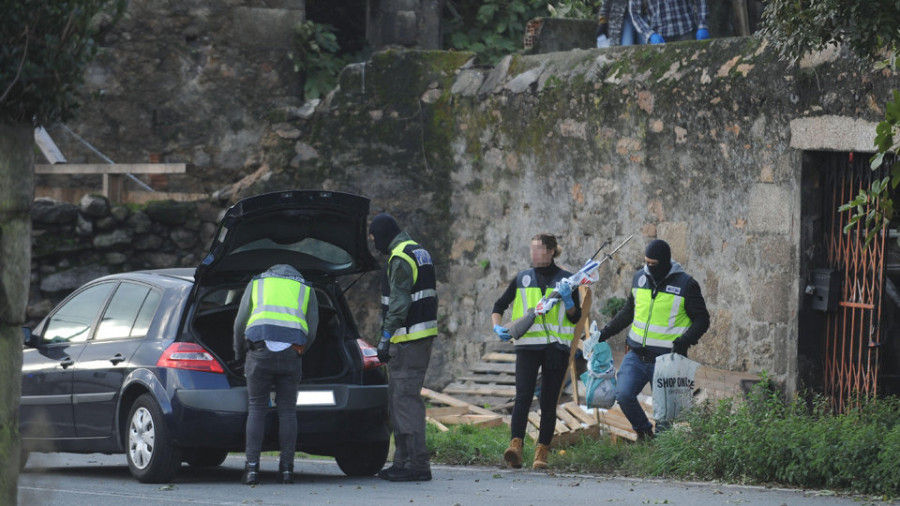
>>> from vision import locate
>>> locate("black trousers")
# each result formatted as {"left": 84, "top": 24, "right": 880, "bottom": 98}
{"left": 510, "top": 346, "right": 570, "bottom": 445}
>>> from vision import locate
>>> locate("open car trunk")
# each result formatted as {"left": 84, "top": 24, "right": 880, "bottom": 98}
{"left": 189, "top": 281, "right": 354, "bottom": 382}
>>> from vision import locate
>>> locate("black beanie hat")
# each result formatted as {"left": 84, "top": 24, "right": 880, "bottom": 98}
{"left": 645, "top": 239, "right": 672, "bottom": 281}
{"left": 369, "top": 213, "right": 400, "bottom": 254}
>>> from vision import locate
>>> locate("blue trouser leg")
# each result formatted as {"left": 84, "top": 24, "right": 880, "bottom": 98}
{"left": 615, "top": 350, "right": 655, "bottom": 433}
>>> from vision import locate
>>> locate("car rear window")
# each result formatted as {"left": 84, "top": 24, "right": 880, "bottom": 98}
{"left": 231, "top": 237, "right": 353, "bottom": 270}
{"left": 95, "top": 282, "right": 162, "bottom": 340}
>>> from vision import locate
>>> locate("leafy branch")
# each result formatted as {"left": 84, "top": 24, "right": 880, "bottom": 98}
{"left": 838, "top": 90, "right": 900, "bottom": 247}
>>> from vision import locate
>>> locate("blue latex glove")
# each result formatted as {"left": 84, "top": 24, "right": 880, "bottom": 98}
{"left": 493, "top": 324, "right": 511, "bottom": 341}
{"left": 696, "top": 28, "right": 709, "bottom": 40}
{"left": 377, "top": 330, "right": 391, "bottom": 363}
{"left": 557, "top": 281, "right": 575, "bottom": 310}
{"left": 649, "top": 33, "right": 665, "bottom": 45}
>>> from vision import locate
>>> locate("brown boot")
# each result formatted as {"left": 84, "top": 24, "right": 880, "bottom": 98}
{"left": 503, "top": 437, "right": 524, "bottom": 468}
{"left": 532, "top": 443, "right": 550, "bottom": 469}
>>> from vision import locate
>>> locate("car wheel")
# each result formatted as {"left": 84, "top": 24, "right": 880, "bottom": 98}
{"left": 126, "top": 393, "right": 182, "bottom": 483}
{"left": 184, "top": 448, "right": 229, "bottom": 468}
{"left": 335, "top": 440, "right": 389, "bottom": 476}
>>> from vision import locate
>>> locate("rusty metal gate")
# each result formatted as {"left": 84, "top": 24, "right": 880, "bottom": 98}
{"left": 822, "top": 153, "right": 888, "bottom": 412}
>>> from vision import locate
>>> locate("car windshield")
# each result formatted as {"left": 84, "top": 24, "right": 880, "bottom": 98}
{"left": 231, "top": 237, "right": 353, "bottom": 270}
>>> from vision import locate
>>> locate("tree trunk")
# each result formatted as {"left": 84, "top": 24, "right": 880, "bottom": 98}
{"left": 0, "top": 121, "right": 33, "bottom": 505}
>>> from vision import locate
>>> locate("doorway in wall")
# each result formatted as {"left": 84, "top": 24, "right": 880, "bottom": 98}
{"left": 799, "top": 151, "right": 899, "bottom": 411}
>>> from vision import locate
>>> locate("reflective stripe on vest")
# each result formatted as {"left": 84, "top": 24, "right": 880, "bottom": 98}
{"left": 383, "top": 240, "right": 438, "bottom": 343}
{"left": 511, "top": 268, "right": 576, "bottom": 347}
{"left": 247, "top": 277, "right": 310, "bottom": 333}
{"left": 627, "top": 271, "right": 691, "bottom": 348}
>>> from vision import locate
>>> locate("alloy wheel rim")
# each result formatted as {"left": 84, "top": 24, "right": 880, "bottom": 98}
{"left": 128, "top": 406, "right": 155, "bottom": 470}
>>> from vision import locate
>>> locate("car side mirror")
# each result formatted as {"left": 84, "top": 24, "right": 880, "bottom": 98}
{"left": 22, "top": 327, "right": 38, "bottom": 348}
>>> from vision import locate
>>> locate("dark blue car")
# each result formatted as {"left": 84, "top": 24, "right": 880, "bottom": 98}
{"left": 20, "top": 190, "right": 390, "bottom": 483}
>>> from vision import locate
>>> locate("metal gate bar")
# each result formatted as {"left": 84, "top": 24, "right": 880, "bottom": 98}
{"left": 823, "top": 153, "right": 886, "bottom": 412}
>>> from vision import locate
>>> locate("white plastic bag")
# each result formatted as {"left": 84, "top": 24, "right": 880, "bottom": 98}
{"left": 652, "top": 352, "right": 699, "bottom": 422}
{"left": 580, "top": 321, "right": 616, "bottom": 408}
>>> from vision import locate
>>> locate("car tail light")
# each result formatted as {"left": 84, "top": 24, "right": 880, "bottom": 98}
{"left": 157, "top": 342, "right": 225, "bottom": 374}
{"left": 357, "top": 339, "right": 384, "bottom": 370}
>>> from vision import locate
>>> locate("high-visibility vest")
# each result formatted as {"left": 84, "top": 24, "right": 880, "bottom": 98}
{"left": 381, "top": 240, "right": 438, "bottom": 343}
{"left": 246, "top": 276, "right": 311, "bottom": 342}
{"left": 510, "top": 268, "right": 576, "bottom": 347}
{"left": 627, "top": 270, "right": 692, "bottom": 349}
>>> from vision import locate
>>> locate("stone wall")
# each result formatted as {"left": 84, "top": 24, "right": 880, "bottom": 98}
{"left": 27, "top": 196, "right": 219, "bottom": 323}
{"left": 213, "top": 40, "right": 899, "bottom": 392}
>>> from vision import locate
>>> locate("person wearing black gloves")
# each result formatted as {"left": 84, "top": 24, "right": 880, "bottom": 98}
{"left": 368, "top": 213, "right": 438, "bottom": 482}
{"left": 233, "top": 264, "right": 318, "bottom": 485}
{"left": 594, "top": 239, "right": 708, "bottom": 440}
{"left": 491, "top": 233, "right": 581, "bottom": 470}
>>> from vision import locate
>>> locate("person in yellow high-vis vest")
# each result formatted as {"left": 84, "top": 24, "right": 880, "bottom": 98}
{"left": 491, "top": 233, "right": 581, "bottom": 470}
{"left": 595, "top": 239, "right": 709, "bottom": 440}
{"left": 369, "top": 214, "right": 437, "bottom": 483}
{"left": 233, "top": 264, "right": 318, "bottom": 485}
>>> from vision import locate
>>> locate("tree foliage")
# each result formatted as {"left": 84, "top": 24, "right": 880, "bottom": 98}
{"left": 763, "top": 0, "right": 900, "bottom": 246}
{"left": 760, "top": 0, "right": 900, "bottom": 66}
{"left": 0, "top": 0, "right": 125, "bottom": 125}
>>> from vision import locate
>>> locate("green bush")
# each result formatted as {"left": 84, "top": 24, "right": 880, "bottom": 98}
{"left": 427, "top": 376, "right": 900, "bottom": 497}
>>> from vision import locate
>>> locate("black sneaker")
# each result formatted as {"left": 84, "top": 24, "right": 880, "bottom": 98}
{"left": 242, "top": 462, "right": 260, "bottom": 485}
{"left": 377, "top": 465, "right": 404, "bottom": 480}
{"left": 384, "top": 467, "right": 432, "bottom": 482}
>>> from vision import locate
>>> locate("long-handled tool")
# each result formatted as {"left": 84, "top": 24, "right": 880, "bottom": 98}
{"left": 504, "top": 234, "right": 634, "bottom": 340}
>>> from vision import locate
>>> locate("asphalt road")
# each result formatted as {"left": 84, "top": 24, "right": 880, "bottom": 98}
{"left": 18, "top": 452, "right": 896, "bottom": 505}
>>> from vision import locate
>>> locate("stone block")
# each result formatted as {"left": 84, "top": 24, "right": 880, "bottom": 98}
{"left": 750, "top": 271, "right": 790, "bottom": 323}
{"left": 748, "top": 184, "right": 792, "bottom": 234}
{"left": 657, "top": 221, "right": 688, "bottom": 265}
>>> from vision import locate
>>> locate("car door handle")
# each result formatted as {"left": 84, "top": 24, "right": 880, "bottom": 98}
{"left": 108, "top": 353, "right": 126, "bottom": 365}
{"left": 59, "top": 357, "right": 74, "bottom": 369}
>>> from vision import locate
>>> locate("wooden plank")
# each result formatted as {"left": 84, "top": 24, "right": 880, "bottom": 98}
{"left": 563, "top": 402, "right": 598, "bottom": 426}
{"left": 443, "top": 384, "right": 517, "bottom": 397}
{"left": 420, "top": 388, "right": 497, "bottom": 416}
{"left": 35, "top": 163, "right": 188, "bottom": 174}
{"left": 34, "top": 127, "right": 66, "bottom": 164}
{"left": 470, "top": 362, "right": 516, "bottom": 374}
{"left": 426, "top": 417, "right": 450, "bottom": 432}
{"left": 482, "top": 352, "right": 516, "bottom": 362}
{"left": 550, "top": 425, "right": 602, "bottom": 447}
{"left": 556, "top": 406, "right": 584, "bottom": 431}
{"left": 435, "top": 414, "right": 504, "bottom": 428}
{"left": 527, "top": 412, "right": 542, "bottom": 430}
{"left": 457, "top": 373, "right": 517, "bottom": 385}
{"left": 566, "top": 287, "right": 592, "bottom": 405}
{"left": 425, "top": 405, "right": 468, "bottom": 417}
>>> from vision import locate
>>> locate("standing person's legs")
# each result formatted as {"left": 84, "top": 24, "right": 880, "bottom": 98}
{"left": 510, "top": 349, "right": 541, "bottom": 439}
{"left": 621, "top": 15, "right": 637, "bottom": 46}
{"left": 536, "top": 347, "right": 569, "bottom": 445}
{"left": 381, "top": 337, "right": 434, "bottom": 481}
{"left": 615, "top": 350, "right": 655, "bottom": 435}
{"left": 272, "top": 350, "right": 302, "bottom": 477}
{"left": 245, "top": 350, "right": 275, "bottom": 465}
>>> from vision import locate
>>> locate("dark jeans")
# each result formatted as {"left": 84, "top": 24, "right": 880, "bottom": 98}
{"left": 387, "top": 337, "right": 434, "bottom": 472}
{"left": 510, "top": 346, "right": 569, "bottom": 445}
{"left": 615, "top": 350, "right": 655, "bottom": 433}
{"left": 244, "top": 346, "right": 303, "bottom": 465}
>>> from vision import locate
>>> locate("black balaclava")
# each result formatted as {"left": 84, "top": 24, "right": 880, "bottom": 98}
{"left": 369, "top": 213, "right": 401, "bottom": 255}
{"left": 645, "top": 239, "right": 672, "bottom": 283}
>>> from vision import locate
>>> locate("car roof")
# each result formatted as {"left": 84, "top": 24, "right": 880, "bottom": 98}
{"left": 92, "top": 268, "right": 196, "bottom": 288}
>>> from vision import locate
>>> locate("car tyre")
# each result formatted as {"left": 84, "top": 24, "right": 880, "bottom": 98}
{"left": 335, "top": 440, "right": 390, "bottom": 476}
{"left": 184, "top": 448, "right": 229, "bottom": 468}
{"left": 126, "top": 393, "right": 181, "bottom": 483}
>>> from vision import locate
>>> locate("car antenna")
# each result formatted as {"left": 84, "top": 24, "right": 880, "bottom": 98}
{"left": 340, "top": 271, "right": 369, "bottom": 297}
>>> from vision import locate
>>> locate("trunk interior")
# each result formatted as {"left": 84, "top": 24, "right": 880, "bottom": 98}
{"left": 190, "top": 284, "right": 352, "bottom": 382}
